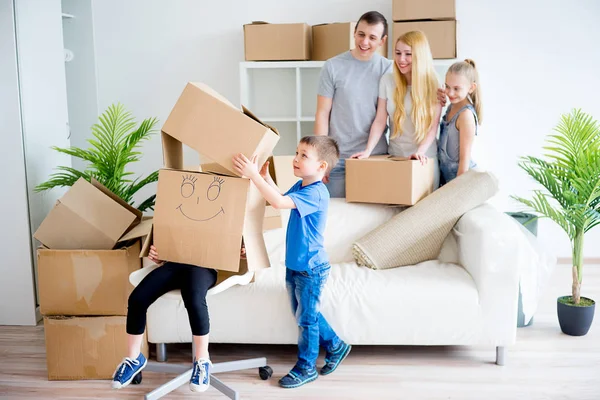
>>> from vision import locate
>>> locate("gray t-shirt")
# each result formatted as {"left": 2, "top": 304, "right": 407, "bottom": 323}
{"left": 317, "top": 51, "right": 392, "bottom": 158}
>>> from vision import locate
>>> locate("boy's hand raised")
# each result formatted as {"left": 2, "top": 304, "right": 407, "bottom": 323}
{"left": 259, "top": 160, "right": 270, "bottom": 180}
{"left": 232, "top": 154, "right": 260, "bottom": 179}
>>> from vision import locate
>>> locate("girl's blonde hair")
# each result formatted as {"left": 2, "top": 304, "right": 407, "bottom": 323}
{"left": 392, "top": 31, "right": 439, "bottom": 142}
{"left": 447, "top": 59, "right": 483, "bottom": 124}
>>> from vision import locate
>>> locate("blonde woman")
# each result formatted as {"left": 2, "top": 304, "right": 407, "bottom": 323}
{"left": 351, "top": 31, "right": 443, "bottom": 189}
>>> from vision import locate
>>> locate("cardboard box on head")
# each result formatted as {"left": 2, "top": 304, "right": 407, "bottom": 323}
{"left": 154, "top": 142, "right": 275, "bottom": 274}
{"left": 161, "top": 82, "right": 279, "bottom": 177}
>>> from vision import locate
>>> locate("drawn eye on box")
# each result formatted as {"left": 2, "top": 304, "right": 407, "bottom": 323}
{"left": 176, "top": 174, "right": 225, "bottom": 222}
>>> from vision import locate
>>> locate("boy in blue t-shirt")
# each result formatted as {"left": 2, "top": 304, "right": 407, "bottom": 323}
{"left": 232, "top": 136, "right": 351, "bottom": 388}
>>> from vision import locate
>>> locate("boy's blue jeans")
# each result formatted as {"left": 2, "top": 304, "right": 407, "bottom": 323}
{"left": 285, "top": 263, "right": 341, "bottom": 371}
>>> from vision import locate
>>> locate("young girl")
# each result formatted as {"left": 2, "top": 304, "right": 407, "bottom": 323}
{"left": 438, "top": 59, "right": 482, "bottom": 185}
{"left": 110, "top": 245, "right": 241, "bottom": 392}
{"left": 351, "top": 30, "right": 443, "bottom": 189}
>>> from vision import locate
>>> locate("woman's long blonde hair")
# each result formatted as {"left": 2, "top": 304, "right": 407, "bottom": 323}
{"left": 392, "top": 31, "right": 439, "bottom": 143}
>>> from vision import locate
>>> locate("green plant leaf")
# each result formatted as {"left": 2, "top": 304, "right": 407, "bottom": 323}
{"left": 36, "top": 103, "right": 159, "bottom": 211}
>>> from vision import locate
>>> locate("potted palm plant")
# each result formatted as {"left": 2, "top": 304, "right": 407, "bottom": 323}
{"left": 513, "top": 108, "right": 599, "bottom": 336}
{"left": 35, "top": 103, "right": 159, "bottom": 212}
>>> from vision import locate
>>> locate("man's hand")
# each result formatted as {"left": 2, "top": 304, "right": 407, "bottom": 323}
{"left": 437, "top": 88, "right": 447, "bottom": 107}
{"left": 232, "top": 154, "right": 260, "bottom": 179}
{"left": 350, "top": 149, "right": 371, "bottom": 159}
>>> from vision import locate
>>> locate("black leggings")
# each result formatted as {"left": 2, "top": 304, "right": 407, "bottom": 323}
{"left": 126, "top": 262, "right": 218, "bottom": 336}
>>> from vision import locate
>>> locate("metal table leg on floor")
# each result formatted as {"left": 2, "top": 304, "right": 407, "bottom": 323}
{"left": 141, "top": 357, "right": 271, "bottom": 400}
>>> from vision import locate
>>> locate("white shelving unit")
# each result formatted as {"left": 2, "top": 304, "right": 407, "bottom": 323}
{"left": 240, "top": 59, "right": 456, "bottom": 155}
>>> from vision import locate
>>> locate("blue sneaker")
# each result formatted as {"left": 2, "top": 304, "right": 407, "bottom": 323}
{"left": 189, "top": 358, "right": 212, "bottom": 392}
{"left": 278, "top": 365, "right": 318, "bottom": 388}
{"left": 111, "top": 353, "right": 147, "bottom": 389}
{"left": 320, "top": 341, "right": 351, "bottom": 375}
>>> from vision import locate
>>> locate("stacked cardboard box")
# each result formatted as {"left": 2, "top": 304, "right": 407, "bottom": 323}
{"left": 243, "top": 21, "right": 388, "bottom": 62}
{"left": 154, "top": 82, "right": 280, "bottom": 282}
{"left": 392, "top": 0, "right": 457, "bottom": 59}
{"left": 34, "top": 178, "right": 150, "bottom": 380}
{"left": 312, "top": 22, "right": 388, "bottom": 61}
{"left": 244, "top": 22, "right": 311, "bottom": 61}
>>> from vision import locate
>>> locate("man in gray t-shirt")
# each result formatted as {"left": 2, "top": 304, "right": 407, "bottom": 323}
{"left": 315, "top": 11, "right": 392, "bottom": 198}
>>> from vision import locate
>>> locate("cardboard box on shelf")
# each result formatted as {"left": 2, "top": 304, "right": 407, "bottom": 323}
{"left": 37, "top": 221, "right": 152, "bottom": 316}
{"left": 33, "top": 178, "right": 142, "bottom": 250}
{"left": 346, "top": 155, "right": 434, "bottom": 205}
{"left": 312, "top": 22, "right": 388, "bottom": 61}
{"left": 244, "top": 22, "right": 311, "bottom": 61}
{"left": 44, "top": 316, "right": 148, "bottom": 380}
{"left": 392, "top": 0, "right": 455, "bottom": 22}
{"left": 161, "top": 82, "right": 279, "bottom": 177}
{"left": 393, "top": 20, "right": 456, "bottom": 59}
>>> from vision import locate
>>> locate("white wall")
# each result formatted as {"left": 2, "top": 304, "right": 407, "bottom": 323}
{"left": 62, "top": 0, "right": 99, "bottom": 172}
{"left": 0, "top": 0, "right": 72, "bottom": 325}
{"left": 0, "top": 0, "right": 36, "bottom": 325}
{"left": 87, "top": 0, "right": 600, "bottom": 258}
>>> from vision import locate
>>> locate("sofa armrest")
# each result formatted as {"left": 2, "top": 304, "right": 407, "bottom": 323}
{"left": 453, "top": 203, "right": 522, "bottom": 342}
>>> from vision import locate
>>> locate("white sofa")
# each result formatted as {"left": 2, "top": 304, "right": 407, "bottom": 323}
{"left": 131, "top": 199, "right": 546, "bottom": 365}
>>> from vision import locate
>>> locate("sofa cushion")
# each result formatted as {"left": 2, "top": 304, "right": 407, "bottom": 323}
{"left": 352, "top": 170, "right": 499, "bottom": 270}
{"left": 272, "top": 199, "right": 402, "bottom": 265}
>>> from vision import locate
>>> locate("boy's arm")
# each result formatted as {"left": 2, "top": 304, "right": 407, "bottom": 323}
{"left": 233, "top": 154, "right": 296, "bottom": 210}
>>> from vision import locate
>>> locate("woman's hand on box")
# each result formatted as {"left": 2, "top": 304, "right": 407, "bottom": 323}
{"left": 409, "top": 152, "right": 429, "bottom": 165}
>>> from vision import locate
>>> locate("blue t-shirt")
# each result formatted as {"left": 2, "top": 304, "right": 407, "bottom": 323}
{"left": 284, "top": 180, "right": 330, "bottom": 271}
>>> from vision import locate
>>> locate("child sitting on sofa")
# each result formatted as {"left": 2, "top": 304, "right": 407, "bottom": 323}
{"left": 232, "top": 136, "right": 351, "bottom": 388}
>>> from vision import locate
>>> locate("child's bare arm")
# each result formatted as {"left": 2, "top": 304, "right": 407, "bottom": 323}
{"left": 456, "top": 110, "right": 476, "bottom": 176}
{"left": 233, "top": 154, "right": 296, "bottom": 210}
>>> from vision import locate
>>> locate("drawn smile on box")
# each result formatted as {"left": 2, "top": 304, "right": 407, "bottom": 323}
{"left": 176, "top": 174, "right": 226, "bottom": 222}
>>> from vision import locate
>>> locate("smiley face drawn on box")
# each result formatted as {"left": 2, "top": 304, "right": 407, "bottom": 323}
{"left": 176, "top": 174, "right": 226, "bottom": 222}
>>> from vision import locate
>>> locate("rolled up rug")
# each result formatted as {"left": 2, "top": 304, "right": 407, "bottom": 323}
{"left": 352, "top": 169, "right": 499, "bottom": 270}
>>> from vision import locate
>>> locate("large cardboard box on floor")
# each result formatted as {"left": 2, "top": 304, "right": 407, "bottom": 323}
{"left": 244, "top": 22, "right": 311, "bottom": 61}
{"left": 34, "top": 178, "right": 142, "bottom": 250}
{"left": 161, "top": 82, "right": 279, "bottom": 177}
{"left": 392, "top": 0, "right": 455, "bottom": 22}
{"left": 346, "top": 156, "right": 435, "bottom": 205}
{"left": 37, "top": 221, "right": 152, "bottom": 316}
{"left": 153, "top": 140, "right": 271, "bottom": 273}
{"left": 393, "top": 20, "right": 456, "bottom": 59}
{"left": 44, "top": 316, "right": 148, "bottom": 380}
{"left": 312, "top": 22, "right": 388, "bottom": 61}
